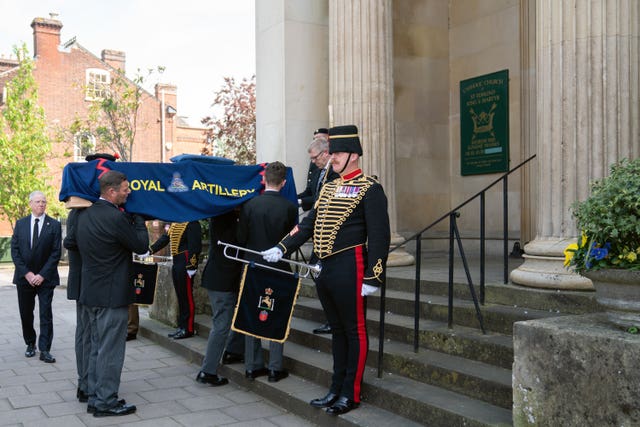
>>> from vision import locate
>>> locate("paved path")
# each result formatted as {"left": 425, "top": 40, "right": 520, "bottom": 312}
{"left": 0, "top": 264, "right": 314, "bottom": 427}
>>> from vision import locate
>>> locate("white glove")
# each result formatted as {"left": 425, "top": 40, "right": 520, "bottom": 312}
{"left": 361, "top": 284, "right": 379, "bottom": 297}
{"left": 186, "top": 269, "right": 197, "bottom": 278}
{"left": 262, "top": 247, "right": 283, "bottom": 263}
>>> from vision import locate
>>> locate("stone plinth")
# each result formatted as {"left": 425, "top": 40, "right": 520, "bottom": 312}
{"left": 513, "top": 314, "right": 640, "bottom": 426}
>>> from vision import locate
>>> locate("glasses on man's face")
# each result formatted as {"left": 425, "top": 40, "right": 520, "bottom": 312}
{"left": 310, "top": 151, "right": 326, "bottom": 161}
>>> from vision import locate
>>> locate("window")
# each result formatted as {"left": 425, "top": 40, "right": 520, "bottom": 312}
{"left": 85, "top": 68, "right": 110, "bottom": 100}
{"left": 74, "top": 132, "right": 96, "bottom": 162}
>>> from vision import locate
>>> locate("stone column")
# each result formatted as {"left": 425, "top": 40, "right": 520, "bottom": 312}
{"left": 511, "top": 0, "right": 640, "bottom": 289}
{"left": 329, "top": 0, "right": 413, "bottom": 265}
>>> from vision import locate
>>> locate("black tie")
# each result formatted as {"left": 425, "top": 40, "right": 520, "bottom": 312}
{"left": 32, "top": 218, "right": 39, "bottom": 248}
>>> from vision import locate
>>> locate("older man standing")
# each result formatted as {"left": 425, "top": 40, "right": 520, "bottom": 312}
{"left": 76, "top": 170, "right": 149, "bottom": 417}
{"left": 11, "top": 191, "right": 62, "bottom": 364}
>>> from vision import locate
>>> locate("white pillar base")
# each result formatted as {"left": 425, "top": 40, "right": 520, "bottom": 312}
{"left": 510, "top": 238, "right": 594, "bottom": 290}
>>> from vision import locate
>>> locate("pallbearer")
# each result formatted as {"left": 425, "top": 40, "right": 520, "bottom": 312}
{"left": 262, "top": 125, "right": 391, "bottom": 415}
{"left": 150, "top": 221, "right": 201, "bottom": 339}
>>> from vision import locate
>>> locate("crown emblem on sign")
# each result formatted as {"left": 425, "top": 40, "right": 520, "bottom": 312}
{"left": 470, "top": 103, "right": 497, "bottom": 134}
{"left": 265, "top": 288, "right": 273, "bottom": 296}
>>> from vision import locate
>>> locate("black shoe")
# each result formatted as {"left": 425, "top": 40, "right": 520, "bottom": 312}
{"left": 126, "top": 333, "right": 137, "bottom": 341}
{"left": 222, "top": 351, "right": 244, "bottom": 365}
{"left": 268, "top": 369, "right": 289, "bottom": 382}
{"left": 245, "top": 367, "right": 269, "bottom": 380}
{"left": 313, "top": 323, "right": 332, "bottom": 334}
{"left": 310, "top": 392, "right": 339, "bottom": 408}
{"left": 196, "top": 371, "right": 229, "bottom": 386}
{"left": 39, "top": 351, "right": 56, "bottom": 363}
{"left": 88, "top": 399, "right": 126, "bottom": 414}
{"left": 93, "top": 402, "right": 136, "bottom": 417}
{"left": 167, "top": 328, "right": 184, "bottom": 338}
{"left": 172, "top": 329, "right": 194, "bottom": 340}
{"left": 326, "top": 396, "right": 359, "bottom": 415}
{"left": 25, "top": 344, "right": 36, "bottom": 358}
{"left": 77, "top": 387, "right": 89, "bottom": 403}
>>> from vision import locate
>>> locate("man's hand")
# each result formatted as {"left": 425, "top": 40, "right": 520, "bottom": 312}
{"left": 361, "top": 283, "right": 379, "bottom": 297}
{"left": 186, "top": 268, "right": 197, "bottom": 278}
{"left": 262, "top": 247, "right": 283, "bottom": 263}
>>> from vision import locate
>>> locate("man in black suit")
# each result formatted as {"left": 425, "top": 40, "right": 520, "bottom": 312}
{"left": 75, "top": 170, "right": 149, "bottom": 417}
{"left": 196, "top": 209, "right": 244, "bottom": 387}
{"left": 237, "top": 161, "right": 298, "bottom": 383}
{"left": 11, "top": 191, "right": 62, "bottom": 364}
{"left": 63, "top": 203, "right": 91, "bottom": 403}
{"left": 297, "top": 134, "right": 339, "bottom": 212}
{"left": 297, "top": 136, "right": 339, "bottom": 335}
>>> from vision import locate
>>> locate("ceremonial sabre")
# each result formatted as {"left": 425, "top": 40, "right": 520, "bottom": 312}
{"left": 218, "top": 240, "right": 321, "bottom": 278}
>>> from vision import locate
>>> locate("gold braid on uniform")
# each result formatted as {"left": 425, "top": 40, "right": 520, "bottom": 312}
{"left": 312, "top": 175, "right": 374, "bottom": 259}
{"left": 365, "top": 258, "right": 384, "bottom": 282}
{"left": 188, "top": 254, "right": 198, "bottom": 269}
{"left": 168, "top": 222, "right": 188, "bottom": 256}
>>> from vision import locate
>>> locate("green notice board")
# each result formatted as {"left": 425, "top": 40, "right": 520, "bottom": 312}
{"left": 460, "top": 69, "right": 509, "bottom": 175}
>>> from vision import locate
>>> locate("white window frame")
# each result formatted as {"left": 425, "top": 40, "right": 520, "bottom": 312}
{"left": 85, "top": 68, "right": 110, "bottom": 101}
{"left": 73, "top": 131, "right": 96, "bottom": 162}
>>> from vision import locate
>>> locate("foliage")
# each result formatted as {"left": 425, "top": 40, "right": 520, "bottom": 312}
{"left": 201, "top": 75, "right": 256, "bottom": 165}
{"left": 565, "top": 158, "right": 640, "bottom": 272}
{"left": 63, "top": 67, "right": 163, "bottom": 162}
{"left": 0, "top": 44, "right": 59, "bottom": 229}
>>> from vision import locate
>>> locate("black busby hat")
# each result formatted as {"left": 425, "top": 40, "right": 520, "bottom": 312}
{"left": 328, "top": 125, "right": 362, "bottom": 156}
{"left": 85, "top": 153, "right": 117, "bottom": 162}
{"left": 313, "top": 128, "right": 329, "bottom": 136}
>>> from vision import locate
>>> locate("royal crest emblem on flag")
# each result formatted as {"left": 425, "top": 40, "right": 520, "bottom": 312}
{"left": 232, "top": 265, "right": 301, "bottom": 343}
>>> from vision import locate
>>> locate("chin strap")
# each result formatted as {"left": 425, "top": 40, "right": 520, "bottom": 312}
{"left": 337, "top": 153, "right": 352, "bottom": 175}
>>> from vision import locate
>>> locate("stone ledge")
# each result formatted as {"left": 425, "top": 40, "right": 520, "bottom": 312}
{"left": 513, "top": 313, "right": 640, "bottom": 426}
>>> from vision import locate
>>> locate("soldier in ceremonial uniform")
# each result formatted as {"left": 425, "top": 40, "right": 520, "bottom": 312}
{"left": 150, "top": 221, "right": 202, "bottom": 339}
{"left": 262, "top": 125, "right": 391, "bottom": 415}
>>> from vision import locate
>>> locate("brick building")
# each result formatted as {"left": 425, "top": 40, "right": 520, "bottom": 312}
{"left": 0, "top": 15, "right": 207, "bottom": 237}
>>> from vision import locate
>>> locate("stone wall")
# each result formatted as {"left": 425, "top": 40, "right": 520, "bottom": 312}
{"left": 513, "top": 314, "right": 640, "bottom": 426}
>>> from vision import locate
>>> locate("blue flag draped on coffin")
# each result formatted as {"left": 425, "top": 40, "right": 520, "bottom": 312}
{"left": 59, "top": 159, "right": 298, "bottom": 222}
{"left": 232, "top": 264, "right": 301, "bottom": 343}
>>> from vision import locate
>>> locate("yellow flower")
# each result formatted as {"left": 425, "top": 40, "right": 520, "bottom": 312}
{"left": 625, "top": 252, "right": 637, "bottom": 262}
{"left": 564, "top": 243, "right": 578, "bottom": 266}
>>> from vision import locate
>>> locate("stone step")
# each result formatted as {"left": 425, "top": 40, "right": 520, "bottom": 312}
{"left": 299, "top": 282, "right": 570, "bottom": 335}
{"left": 139, "top": 314, "right": 433, "bottom": 427}
{"left": 293, "top": 296, "right": 514, "bottom": 369}
{"left": 287, "top": 317, "right": 513, "bottom": 409}
{"left": 193, "top": 313, "right": 512, "bottom": 409}
{"left": 384, "top": 276, "right": 599, "bottom": 315}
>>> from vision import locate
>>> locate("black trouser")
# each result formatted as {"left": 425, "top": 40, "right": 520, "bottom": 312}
{"left": 315, "top": 246, "right": 368, "bottom": 402}
{"left": 172, "top": 252, "right": 195, "bottom": 333}
{"left": 17, "top": 284, "right": 55, "bottom": 351}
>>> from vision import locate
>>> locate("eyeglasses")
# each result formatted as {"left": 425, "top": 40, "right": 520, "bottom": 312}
{"left": 310, "top": 151, "right": 326, "bottom": 161}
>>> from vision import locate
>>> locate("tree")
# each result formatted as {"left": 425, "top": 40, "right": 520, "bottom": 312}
{"left": 64, "top": 67, "right": 163, "bottom": 162}
{"left": 201, "top": 75, "right": 256, "bottom": 165}
{"left": 0, "top": 44, "right": 57, "bottom": 229}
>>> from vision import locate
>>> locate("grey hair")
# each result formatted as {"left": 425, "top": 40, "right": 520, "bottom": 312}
{"left": 29, "top": 191, "right": 46, "bottom": 201}
{"left": 308, "top": 138, "right": 329, "bottom": 153}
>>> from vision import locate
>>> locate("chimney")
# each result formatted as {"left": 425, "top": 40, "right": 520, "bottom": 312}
{"left": 155, "top": 83, "right": 178, "bottom": 113}
{"left": 31, "top": 14, "right": 63, "bottom": 59}
{"left": 101, "top": 49, "right": 126, "bottom": 72}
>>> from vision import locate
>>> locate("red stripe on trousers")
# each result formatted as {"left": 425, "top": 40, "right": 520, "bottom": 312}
{"left": 184, "top": 252, "right": 195, "bottom": 333}
{"left": 353, "top": 245, "right": 366, "bottom": 403}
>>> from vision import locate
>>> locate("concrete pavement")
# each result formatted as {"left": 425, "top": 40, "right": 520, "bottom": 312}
{"left": 0, "top": 263, "right": 315, "bottom": 427}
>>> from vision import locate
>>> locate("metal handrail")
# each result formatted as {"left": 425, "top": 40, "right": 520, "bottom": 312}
{"left": 377, "top": 154, "right": 537, "bottom": 374}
